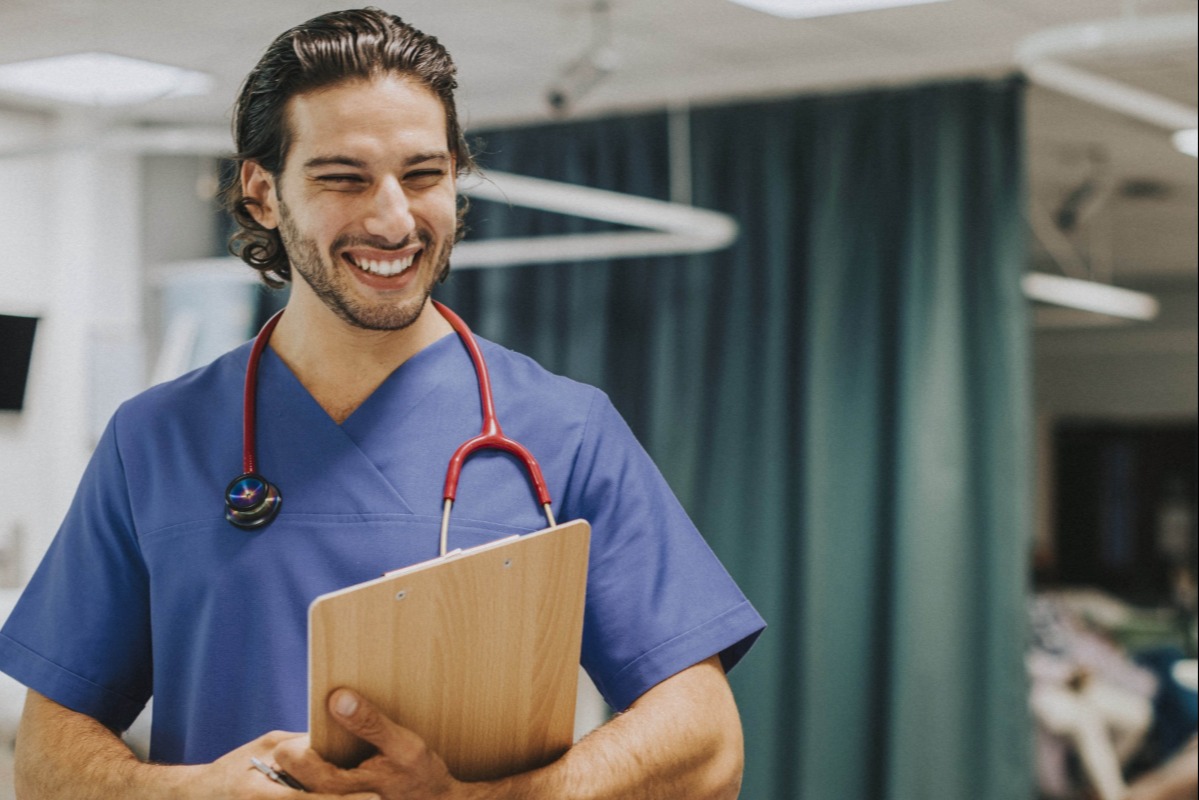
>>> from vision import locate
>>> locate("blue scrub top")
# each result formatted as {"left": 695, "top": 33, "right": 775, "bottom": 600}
{"left": 0, "top": 331, "right": 764, "bottom": 765}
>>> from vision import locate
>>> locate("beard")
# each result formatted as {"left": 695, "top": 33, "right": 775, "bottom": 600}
{"left": 277, "top": 200, "right": 452, "bottom": 332}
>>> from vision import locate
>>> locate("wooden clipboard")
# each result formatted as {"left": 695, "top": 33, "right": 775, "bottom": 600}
{"left": 308, "top": 520, "right": 591, "bottom": 780}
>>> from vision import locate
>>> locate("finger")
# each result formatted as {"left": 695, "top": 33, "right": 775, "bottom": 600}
{"left": 272, "top": 735, "right": 310, "bottom": 765}
{"left": 273, "top": 738, "right": 366, "bottom": 793}
{"left": 258, "top": 747, "right": 380, "bottom": 799}
{"left": 328, "top": 688, "right": 428, "bottom": 763}
{"left": 243, "top": 757, "right": 321, "bottom": 798}
{"left": 250, "top": 730, "right": 307, "bottom": 755}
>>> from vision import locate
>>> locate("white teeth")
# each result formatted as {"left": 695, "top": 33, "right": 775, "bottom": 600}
{"left": 355, "top": 255, "right": 415, "bottom": 276}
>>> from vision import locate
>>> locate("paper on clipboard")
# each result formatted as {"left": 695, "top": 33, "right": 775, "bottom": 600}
{"left": 308, "top": 520, "right": 591, "bottom": 780}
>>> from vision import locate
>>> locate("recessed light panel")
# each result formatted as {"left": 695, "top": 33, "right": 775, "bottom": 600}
{"left": 728, "top": 0, "right": 951, "bottom": 19}
{"left": 0, "top": 52, "right": 213, "bottom": 107}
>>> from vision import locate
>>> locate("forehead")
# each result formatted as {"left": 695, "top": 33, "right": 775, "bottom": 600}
{"left": 283, "top": 74, "right": 449, "bottom": 166}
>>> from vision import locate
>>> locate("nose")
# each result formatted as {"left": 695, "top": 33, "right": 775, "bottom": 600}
{"left": 362, "top": 176, "right": 416, "bottom": 243}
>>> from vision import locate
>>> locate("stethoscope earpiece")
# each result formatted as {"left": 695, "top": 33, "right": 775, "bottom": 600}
{"left": 224, "top": 472, "right": 282, "bottom": 529}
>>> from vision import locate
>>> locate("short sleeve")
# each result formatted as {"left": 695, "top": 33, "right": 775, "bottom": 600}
{"left": 0, "top": 412, "right": 153, "bottom": 731}
{"left": 561, "top": 392, "right": 764, "bottom": 711}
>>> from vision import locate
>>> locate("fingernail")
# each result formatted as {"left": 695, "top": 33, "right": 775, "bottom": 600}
{"left": 333, "top": 689, "right": 358, "bottom": 717}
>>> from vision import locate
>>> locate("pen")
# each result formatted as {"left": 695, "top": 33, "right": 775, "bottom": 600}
{"left": 250, "top": 756, "right": 309, "bottom": 792}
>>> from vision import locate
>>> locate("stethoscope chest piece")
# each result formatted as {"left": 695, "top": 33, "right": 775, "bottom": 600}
{"left": 225, "top": 472, "right": 282, "bottom": 529}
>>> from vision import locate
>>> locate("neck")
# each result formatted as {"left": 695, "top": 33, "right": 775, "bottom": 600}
{"left": 268, "top": 287, "right": 453, "bottom": 423}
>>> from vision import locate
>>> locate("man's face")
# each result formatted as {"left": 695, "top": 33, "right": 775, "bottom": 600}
{"left": 244, "top": 74, "right": 458, "bottom": 331}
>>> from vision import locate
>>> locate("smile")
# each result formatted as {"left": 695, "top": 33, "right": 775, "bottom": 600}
{"left": 344, "top": 252, "right": 417, "bottom": 277}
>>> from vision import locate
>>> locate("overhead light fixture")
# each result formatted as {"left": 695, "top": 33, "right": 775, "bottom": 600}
{"left": 1022, "top": 272, "right": 1159, "bottom": 321}
{"left": 727, "top": 0, "right": 950, "bottom": 19}
{"left": 1173, "top": 128, "right": 1198, "bottom": 158}
{"left": 546, "top": 0, "right": 618, "bottom": 115}
{"left": 1016, "top": 13, "right": 1198, "bottom": 160}
{"left": 0, "top": 52, "right": 213, "bottom": 107}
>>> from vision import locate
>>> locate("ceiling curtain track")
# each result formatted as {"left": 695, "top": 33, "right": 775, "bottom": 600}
{"left": 435, "top": 76, "right": 1032, "bottom": 800}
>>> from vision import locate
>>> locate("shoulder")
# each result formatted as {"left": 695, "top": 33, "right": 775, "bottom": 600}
{"left": 466, "top": 337, "right": 624, "bottom": 492}
{"left": 89, "top": 343, "right": 253, "bottom": 533}
{"left": 107, "top": 344, "right": 249, "bottom": 463}
{"left": 475, "top": 337, "right": 607, "bottom": 420}
{"left": 114, "top": 345, "right": 248, "bottom": 424}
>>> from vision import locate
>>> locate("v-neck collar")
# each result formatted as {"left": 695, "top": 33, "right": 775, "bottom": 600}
{"left": 338, "top": 331, "right": 462, "bottom": 432}
{"left": 249, "top": 332, "right": 474, "bottom": 519}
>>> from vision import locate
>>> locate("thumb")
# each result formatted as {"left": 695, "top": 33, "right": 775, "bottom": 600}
{"left": 329, "top": 688, "right": 426, "bottom": 758}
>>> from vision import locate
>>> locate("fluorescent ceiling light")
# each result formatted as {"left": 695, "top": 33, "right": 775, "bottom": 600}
{"left": 728, "top": 0, "right": 950, "bottom": 19}
{"left": 1173, "top": 128, "right": 1198, "bottom": 158}
{"left": 1022, "top": 272, "right": 1158, "bottom": 321}
{"left": 0, "top": 52, "right": 213, "bottom": 107}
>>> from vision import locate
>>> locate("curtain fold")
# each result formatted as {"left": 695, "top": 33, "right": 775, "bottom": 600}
{"left": 436, "top": 76, "right": 1032, "bottom": 800}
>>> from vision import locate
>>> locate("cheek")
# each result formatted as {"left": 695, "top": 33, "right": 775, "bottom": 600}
{"left": 419, "top": 188, "right": 459, "bottom": 235}
{"left": 298, "top": 201, "right": 356, "bottom": 247}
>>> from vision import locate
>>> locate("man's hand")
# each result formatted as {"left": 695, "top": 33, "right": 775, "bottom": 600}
{"left": 205, "top": 729, "right": 384, "bottom": 799}
{"left": 13, "top": 690, "right": 382, "bottom": 800}
{"left": 274, "top": 689, "right": 472, "bottom": 800}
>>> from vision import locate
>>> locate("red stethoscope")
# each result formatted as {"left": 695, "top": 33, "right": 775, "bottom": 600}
{"left": 224, "top": 300, "right": 556, "bottom": 555}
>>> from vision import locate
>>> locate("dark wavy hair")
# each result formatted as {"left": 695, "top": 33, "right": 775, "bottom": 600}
{"left": 219, "top": 8, "right": 476, "bottom": 287}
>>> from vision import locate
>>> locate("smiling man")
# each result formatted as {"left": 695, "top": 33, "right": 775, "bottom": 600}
{"left": 241, "top": 72, "right": 461, "bottom": 425}
{"left": 0, "top": 9, "right": 765, "bottom": 799}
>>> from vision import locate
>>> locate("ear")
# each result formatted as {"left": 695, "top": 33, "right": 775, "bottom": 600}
{"left": 241, "top": 161, "right": 280, "bottom": 230}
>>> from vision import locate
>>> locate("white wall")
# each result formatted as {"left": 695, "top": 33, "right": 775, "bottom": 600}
{"left": 1035, "top": 283, "right": 1198, "bottom": 421}
{"left": 0, "top": 107, "right": 53, "bottom": 557}
{"left": 0, "top": 109, "right": 144, "bottom": 591}
{"left": 0, "top": 132, "right": 228, "bottom": 584}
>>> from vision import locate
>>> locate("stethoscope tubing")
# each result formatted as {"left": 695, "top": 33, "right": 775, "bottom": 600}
{"left": 241, "top": 310, "right": 284, "bottom": 476}
{"left": 228, "top": 301, "right": 556, "bottom": 551}
{"left": 432, "top": 301, "right": 556, "bottom": 554}
{"left": 223, "top": 309, "right": 285, "bottom": 529}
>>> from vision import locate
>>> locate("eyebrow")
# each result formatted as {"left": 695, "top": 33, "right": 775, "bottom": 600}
{"left": 302, "top": 152, "right": 452, "bottom": 171}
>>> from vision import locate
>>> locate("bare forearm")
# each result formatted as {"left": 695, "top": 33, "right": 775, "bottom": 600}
{"left": 471, "top": 656, "right": 744, "bottom": 800}
{"left": 14, "top": 690, "right": 200, "bottom": 800}
{"left": 12, "top": 690, "right": 340, "bottom": 800}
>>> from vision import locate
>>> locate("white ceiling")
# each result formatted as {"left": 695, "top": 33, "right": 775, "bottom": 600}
{"left": 1, "top": 0, "right": 1196, "bottom": 285}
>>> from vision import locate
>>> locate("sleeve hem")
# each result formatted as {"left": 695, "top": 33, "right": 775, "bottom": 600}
{"left": 0, "top": 632, "right": 146, "bottom": 731}
{"left": 597, "top": 599, "right": 766, "bottom": 712}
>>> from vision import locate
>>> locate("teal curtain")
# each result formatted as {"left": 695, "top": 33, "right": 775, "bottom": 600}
{"left": 436, "top": 77, "right": 1033, "bottom": 800}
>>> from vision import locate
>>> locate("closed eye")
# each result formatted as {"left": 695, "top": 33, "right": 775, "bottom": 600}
{"left": 405, "top": 169, "right": 447, "bottom": 188}
{"left": 316, "top": 174, "right": 365, "bottom": 185}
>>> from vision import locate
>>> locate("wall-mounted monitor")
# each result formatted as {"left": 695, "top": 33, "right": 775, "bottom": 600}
{"left": 0, "top": 314, "right": 38, "bottom": 411}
